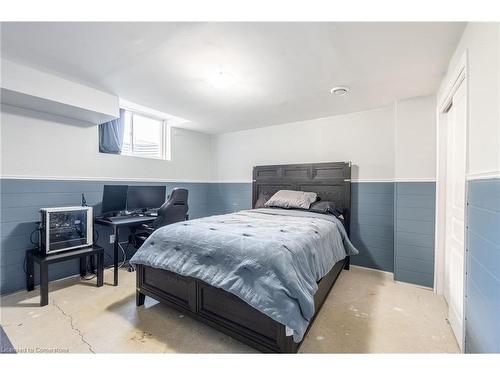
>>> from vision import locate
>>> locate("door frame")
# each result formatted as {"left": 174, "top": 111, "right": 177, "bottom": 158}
{"left": 434, "top": 50, "right": 469, "bottom": 350}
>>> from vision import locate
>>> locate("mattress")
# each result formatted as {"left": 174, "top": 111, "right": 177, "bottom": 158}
{"left": 130, "top": 208, "right": 358, "bottom": 342}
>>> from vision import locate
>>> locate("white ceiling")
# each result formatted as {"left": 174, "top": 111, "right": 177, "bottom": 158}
{"left": 0, "top": 22, "right": 465, "bottom": 134}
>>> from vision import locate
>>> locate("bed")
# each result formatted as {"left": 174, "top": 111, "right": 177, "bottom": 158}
{"left": 131, "top": 162, "right": 355, "bottom": 353}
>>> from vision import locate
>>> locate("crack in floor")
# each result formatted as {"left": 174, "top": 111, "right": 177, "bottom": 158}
{"left": 130, "top": 330, "right": 153, "bottom": 343}
{"left": 51, "top": 300, "right": 95, "bottom": 353}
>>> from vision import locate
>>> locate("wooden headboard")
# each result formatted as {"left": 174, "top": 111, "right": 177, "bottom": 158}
{"left": 252, "top": 162, "right": 352, "bottom": 232}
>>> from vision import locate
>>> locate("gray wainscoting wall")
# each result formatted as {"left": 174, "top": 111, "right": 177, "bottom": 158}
{"left": 207, "top": 183, "right": 252, "bottom": 215}
{"left": 0, "top": 179, "right": 211, "bottom": 294}
{"left": 350, "top": 182, "right": 395, "bottom": 272}
{"left": 394, "top": 182, "right": 436, "bottom": 288}
{"left": 465, "top": 178, "right": 500, "bottom": 353}
{"left": 204, "top": 181, "right": 398, "bottom": 275}
{"left": 0, "top": 178, "right": 437, "bottom": 295}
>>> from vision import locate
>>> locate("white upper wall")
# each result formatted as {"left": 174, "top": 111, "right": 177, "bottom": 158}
{"left": 211, "top": 96, "right": 437, "bottom": 182}
{"left": 211, "top": 106, "right": 397, "bottom": 182}
{"left": 395, "top": 95, "right": 437, "bottom": 181}
{"left": 2, "top": 94, "right": 436, "bottom": 183}
{"left": 0, "top": 59, "right": 438, "bottom": 183}
{"left": 0, "top": 104, "right": 212, "bottom": 182}
{"left": 438, "top": 23, "right": 500, "bottom": 176}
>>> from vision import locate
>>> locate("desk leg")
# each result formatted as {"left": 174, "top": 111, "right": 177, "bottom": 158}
{"left": 89, "top": 255, "right": 96, "bottom": 274}
{"left": 97, "top": 253, "right": 104, "bottom": 287}
{"left": 113, "top": 226, "right": 119, "bottom": 286}
{"left": 40, "top": 262, "right": 49, "bottom": 307}
{"left": 79, "top": 256, "right": 87, "bottom": 277}
{"left": 26, "top": 253, "right": 35, "bottom": 292}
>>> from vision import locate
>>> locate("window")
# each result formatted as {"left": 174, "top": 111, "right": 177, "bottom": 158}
{"left": 121, "top": 110, "right": 169, "bottom": 160}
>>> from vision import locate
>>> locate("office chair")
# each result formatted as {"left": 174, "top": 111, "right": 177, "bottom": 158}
{"left": 129, "top": 188, "right": 189, "bottom": 249}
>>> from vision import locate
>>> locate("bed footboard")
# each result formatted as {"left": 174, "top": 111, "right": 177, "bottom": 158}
{"left": 135, "top": 257, "right": 347, "bottom": 353}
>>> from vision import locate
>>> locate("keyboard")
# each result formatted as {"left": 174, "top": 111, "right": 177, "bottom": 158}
{"left": 106, "top": 216, "right": 132, "bottom": 222}
{"left": 103, "top": 214, "right": 143, "bottom": 222}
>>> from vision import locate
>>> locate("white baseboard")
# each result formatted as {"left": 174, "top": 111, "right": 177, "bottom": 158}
{"left": 394, "top": 280, "right": 434, "bottom": 291}
{"left": 350, "top": 265, "right": 434, "bottom": 291}
{"left": 350, "top": 264, "right": 394, "bottom": 277}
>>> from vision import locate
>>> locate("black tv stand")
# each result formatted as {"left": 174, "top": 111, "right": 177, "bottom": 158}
{"left": 26, "top": 245, "right": 104, "bottom": 306}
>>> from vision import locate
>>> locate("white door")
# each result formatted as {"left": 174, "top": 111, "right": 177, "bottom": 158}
{"left": 443, "top": 80, "right": 467, "bottom": 350}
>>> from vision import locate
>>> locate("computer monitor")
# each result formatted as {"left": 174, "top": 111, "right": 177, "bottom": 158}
{"left": 101, "top": 185, "right": 128, "bottom": 215}
{"left": 127, "top": 185, "right": 166, "bottom": 211}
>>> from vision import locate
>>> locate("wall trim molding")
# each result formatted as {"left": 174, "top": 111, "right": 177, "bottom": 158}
{"left": 0, "top": 175, "right": 213, "bottom": 183}
{"left": 351, "top": 178, "right": 394, "bottom": 183}
{"left": 1, "top": 175, "right": 439, "bottom": 184}
{"left": 466, "top": 170, "right": 500, "bottom": 180}
{"left": 207, "top": 180, "right": 254, "bottom": 184}
{"left": 352, "top": 178, "right": 436, "bottom": 183}
{"left": 393, "top": 177, "right": 437, "bottom": 182}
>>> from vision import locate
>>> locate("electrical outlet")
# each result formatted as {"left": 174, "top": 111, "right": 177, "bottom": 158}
{"left": 110, "top": 234, "right": 115, "bottom": 244}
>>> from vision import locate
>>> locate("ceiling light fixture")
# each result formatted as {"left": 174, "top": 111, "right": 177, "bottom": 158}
{"left": 330, "top": 86, "right": 350, "bottom": 96}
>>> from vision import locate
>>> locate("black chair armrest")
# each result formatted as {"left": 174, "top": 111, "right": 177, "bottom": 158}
{"left": 140, "top": 224, "right": 155, "bottom": 234}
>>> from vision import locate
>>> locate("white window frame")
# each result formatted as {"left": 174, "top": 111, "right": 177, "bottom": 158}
{"left": 119, "top": 107, "right": 171, "bottom": 161}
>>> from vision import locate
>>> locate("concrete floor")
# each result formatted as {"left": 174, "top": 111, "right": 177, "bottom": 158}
{"left": 0, "top": 266, "right": 459, "bottom": 353}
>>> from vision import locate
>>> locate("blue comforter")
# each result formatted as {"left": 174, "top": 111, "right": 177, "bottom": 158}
{"left": 130, "top": 208, "right": 358, "bottom": 342}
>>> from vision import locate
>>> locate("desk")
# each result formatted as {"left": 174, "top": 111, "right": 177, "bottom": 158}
{"left": 94, "top": 216, "right": 156, "bottom": 286}
{"left": 26, "top": 245, "right": 104, "bottom": 306}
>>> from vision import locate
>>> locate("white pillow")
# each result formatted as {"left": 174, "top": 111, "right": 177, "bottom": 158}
{"left": 264, "top": 190, "right": 318, "bottom": 210}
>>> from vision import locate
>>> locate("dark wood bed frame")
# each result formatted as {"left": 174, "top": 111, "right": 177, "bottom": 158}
{"left": 135, "top": 162, "right": 352, "bottom": 353}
